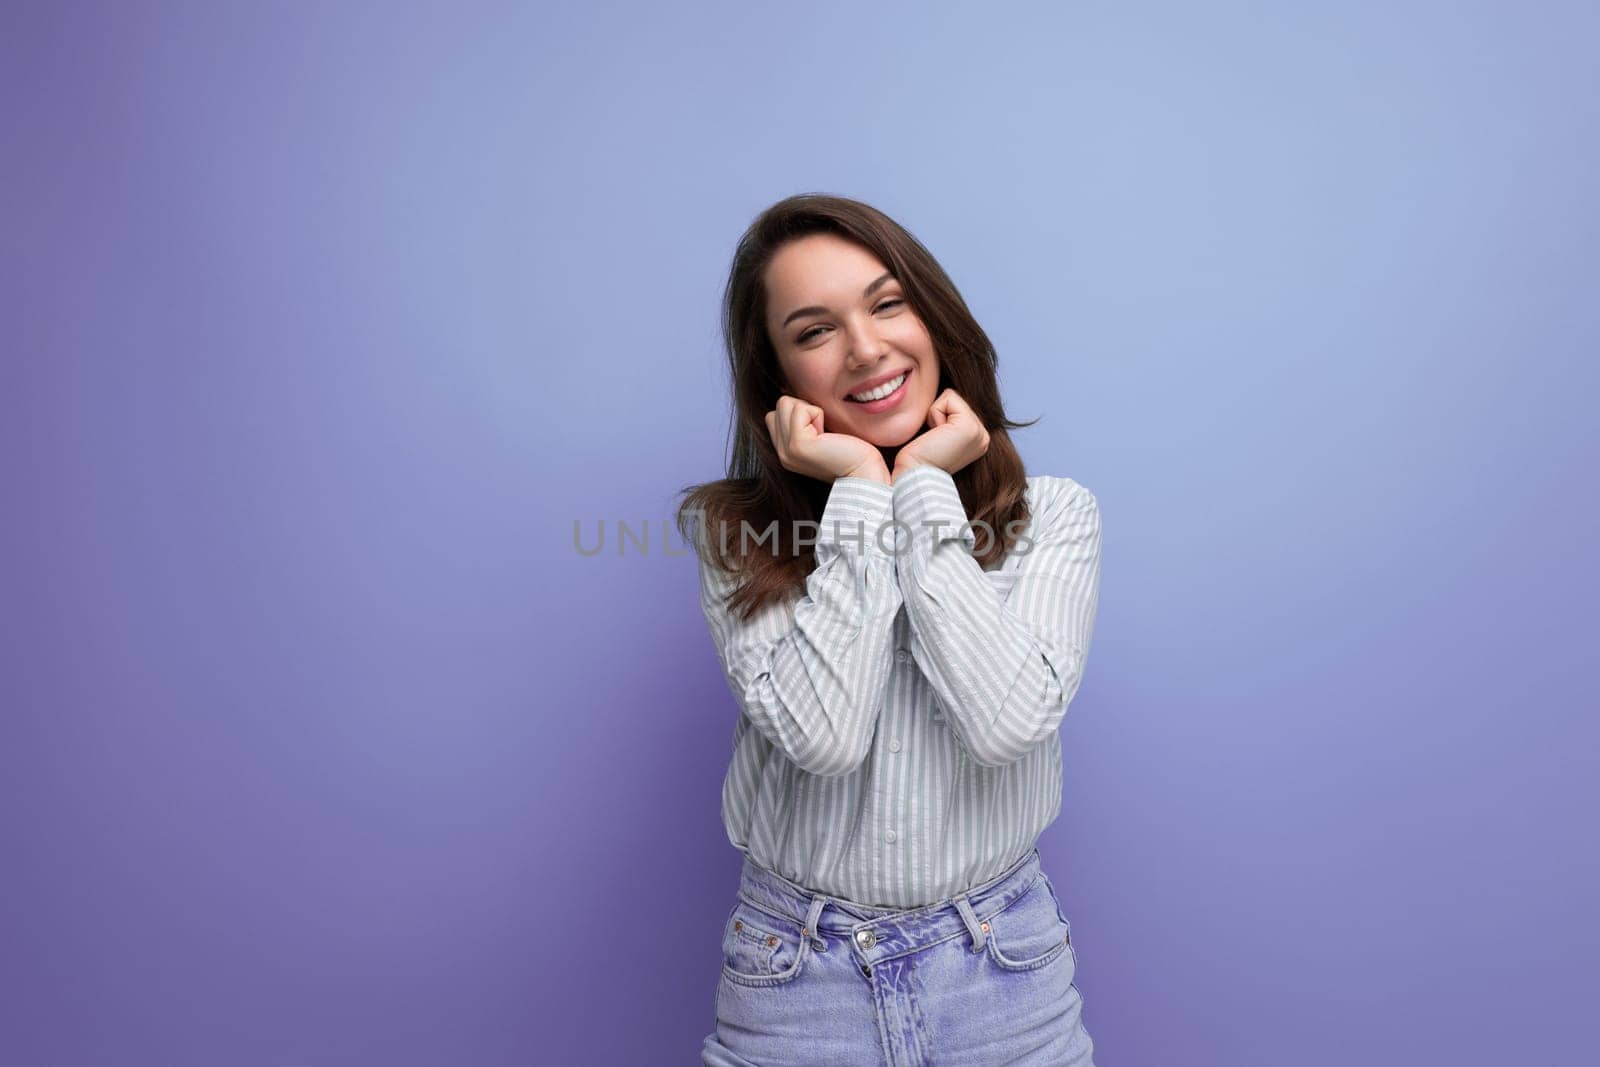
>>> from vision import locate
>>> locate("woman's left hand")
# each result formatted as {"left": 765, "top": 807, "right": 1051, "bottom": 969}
{"left": 892, "top": 388, "right": 990, "bottom": 480}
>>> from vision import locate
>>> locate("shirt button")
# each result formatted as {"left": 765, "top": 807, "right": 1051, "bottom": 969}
{"left": 895, "top": 649, "right": 910, "bottom": 662}
{"left": 886, "top": 830, "right": 898, "bottom": 843}
{"left": 889, "top": 739, "right": 901, "bottom": 753}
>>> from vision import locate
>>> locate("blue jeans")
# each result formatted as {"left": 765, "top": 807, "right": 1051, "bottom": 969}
{"left": 701, "top": 847, "right": 1096, "bottom": 1066}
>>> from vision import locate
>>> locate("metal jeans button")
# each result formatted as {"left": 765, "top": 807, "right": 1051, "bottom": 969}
{"left": 855, "top": 928, "right": 877, "bottom": 950}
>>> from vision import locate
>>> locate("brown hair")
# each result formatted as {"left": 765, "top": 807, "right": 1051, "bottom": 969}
{"left": 676, "top": 193, "right": 1039, "bottom": 620}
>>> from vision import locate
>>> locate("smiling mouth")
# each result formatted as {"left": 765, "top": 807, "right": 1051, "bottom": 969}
{"left": 846, "top": 369, "right": 910, "bottom": 403}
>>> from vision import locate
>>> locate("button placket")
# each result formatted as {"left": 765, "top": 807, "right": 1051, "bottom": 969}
{"left": 854, "top": 926, "right": 878, "bottom": 978}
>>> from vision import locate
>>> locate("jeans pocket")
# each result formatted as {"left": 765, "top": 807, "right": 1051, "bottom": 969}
{"left": 986, "top": 875, "right": 1074, "bottom": 973}
{"left": 1041, "top": 872, "right": 1080, "bottom": 970}
{"left": 720, "top": 899, "right": 810, "bottom": 988}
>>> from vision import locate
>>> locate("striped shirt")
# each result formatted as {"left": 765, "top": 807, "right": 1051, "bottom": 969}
{"left": 694, "top": 463, "right": 1102, "bottom": 908}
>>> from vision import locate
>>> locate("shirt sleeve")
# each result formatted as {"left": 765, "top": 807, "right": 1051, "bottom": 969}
{"left": 892, "top": 464, "right": 1102, "bottom": 768}
{"left": 694, "top": 476, "right": 903, "bottom": 777}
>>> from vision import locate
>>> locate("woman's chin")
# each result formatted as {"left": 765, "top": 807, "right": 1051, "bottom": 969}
{"left": 844, "top": 413, "right": 926, "bottom": 449}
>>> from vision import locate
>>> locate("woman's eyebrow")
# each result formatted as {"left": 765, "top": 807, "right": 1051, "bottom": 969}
{"left": 781, "top": 272, "right": 897, "bottom": 329}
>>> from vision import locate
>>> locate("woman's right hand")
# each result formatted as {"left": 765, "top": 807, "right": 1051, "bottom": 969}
{"left": 764, "top": 395, "right": 890, "bottom": 484}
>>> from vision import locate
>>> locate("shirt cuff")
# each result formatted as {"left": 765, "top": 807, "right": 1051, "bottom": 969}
{"left": 817, "top": 476, "right": 896, "bottom": 555}
{"left": 891, "top": 464, "right": 977, "bottom": 555}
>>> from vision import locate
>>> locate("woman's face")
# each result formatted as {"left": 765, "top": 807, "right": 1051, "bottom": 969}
{"left": 762, "top": 233, "right": 941, "bottom": 450}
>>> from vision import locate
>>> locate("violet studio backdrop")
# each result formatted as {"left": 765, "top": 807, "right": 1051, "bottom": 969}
{"left": 4, "top": 2, "right": 1595, "bottom": 1065}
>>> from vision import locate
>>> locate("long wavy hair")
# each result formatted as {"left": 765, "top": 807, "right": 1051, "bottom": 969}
{"left": 676, "top": 193, "right": 1040, "bottom": 621}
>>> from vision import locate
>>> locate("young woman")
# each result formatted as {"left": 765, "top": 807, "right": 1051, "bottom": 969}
{"left": 679, "top": 194, "right": 1102, "bottom": 1066}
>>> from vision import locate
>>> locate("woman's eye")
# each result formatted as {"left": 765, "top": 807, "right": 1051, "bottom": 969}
{"left": 796, "top": 300, "right": 902, "bottom": 344}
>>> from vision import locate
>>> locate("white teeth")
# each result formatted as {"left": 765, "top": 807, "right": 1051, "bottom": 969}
{"left": 848, "top": 371, "right": 907, "bottom": 402}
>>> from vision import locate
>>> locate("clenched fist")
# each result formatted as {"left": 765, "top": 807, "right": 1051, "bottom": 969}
{"left": 764, "top": 396, "right": 891, "bottom": 485}
{"left": 892, "top": 389, "right": 990, "bottom": 480}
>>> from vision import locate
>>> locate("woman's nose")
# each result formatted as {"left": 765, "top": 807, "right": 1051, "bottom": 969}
{"left": 845, "top": 323, "right": 890, "bottom": 365}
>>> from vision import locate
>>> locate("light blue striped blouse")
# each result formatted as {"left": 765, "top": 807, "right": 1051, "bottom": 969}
{"left": 694, "top": 463, "right": 1102, "bottom": 908}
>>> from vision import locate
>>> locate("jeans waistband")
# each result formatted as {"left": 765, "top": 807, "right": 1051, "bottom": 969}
{"left": 735, "top": 848, "right": 1043, "bottom": 962}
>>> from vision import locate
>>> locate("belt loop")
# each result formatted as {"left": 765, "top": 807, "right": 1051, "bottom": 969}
{"left": 953, "top": 894, "right": 987, "bottom": 953}
{"left": 801, "top": 894, "right": 828, "bottom": 950}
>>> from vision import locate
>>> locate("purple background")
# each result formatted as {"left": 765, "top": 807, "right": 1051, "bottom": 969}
{"left": 5, "top": 2, "right": 1596, "bottom": 1064}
